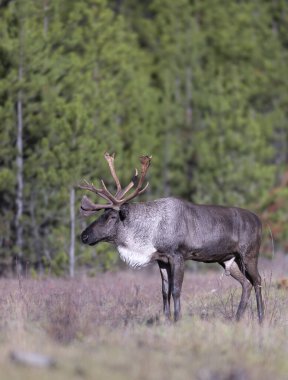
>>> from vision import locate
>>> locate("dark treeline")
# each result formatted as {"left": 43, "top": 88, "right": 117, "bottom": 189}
{"left": 0, "top": 0, "right": 287, "bottom": 276}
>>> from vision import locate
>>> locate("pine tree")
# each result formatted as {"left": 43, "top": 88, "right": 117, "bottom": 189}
{"left": 189, "top": 1, "right": 282, "bottom": 206}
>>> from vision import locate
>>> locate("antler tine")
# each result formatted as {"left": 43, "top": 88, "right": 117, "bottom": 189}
{"left": 78, "top": 179, "right": 96, "bottom": 192}
{"left": 138, "top": 155, "right": 152, "bottom": 187}
{"left": 80, "top": 195, "right": 114, "bottom": 216}
{"left": 119, "top": 155, "right": 152, "bottom": 203}
{"left": 78, "top": 180, "right": 112, "bottom": 203}
{"left": 137, "top": 181, "right": 149, "bottom": 195}
{"left": 104, "top": 152, "right": 122, "bottom": 197}
{"left": 117, "top": 168, "right": 138, "bottom": 199}
{"left": 100, "top": 179, "right": 122, "bottom": 205}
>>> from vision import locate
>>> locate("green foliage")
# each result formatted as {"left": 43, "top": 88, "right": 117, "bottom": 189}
{"left": 45, "top": 251, "right": 69, "bottom": 277}
{"left": 260, "top": 175, "right": 288, "bottom": 252}
{"left": 0, "top": 0, "right": 288, "bottom": 274}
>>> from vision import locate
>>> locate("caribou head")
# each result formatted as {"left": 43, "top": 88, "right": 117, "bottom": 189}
{"left": 79, "top": 153, "right": 152, "bottom": 246}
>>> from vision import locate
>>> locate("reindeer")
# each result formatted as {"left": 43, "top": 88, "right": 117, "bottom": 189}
{"left": 79, "top": 153, "right": 264, "bottom": 323}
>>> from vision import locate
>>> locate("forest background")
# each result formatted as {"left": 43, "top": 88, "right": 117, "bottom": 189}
{"left": 0, "top": 0, "right": 288, "bottom": 277}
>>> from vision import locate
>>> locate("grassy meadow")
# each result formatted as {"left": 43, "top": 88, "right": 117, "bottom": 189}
{"left": 0, "top": 255, "right": 287, "bottom": 380}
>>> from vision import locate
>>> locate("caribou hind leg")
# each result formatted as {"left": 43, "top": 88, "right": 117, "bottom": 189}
{"left": 220, "top": 260, "right": 253, "bottom": 321}
{"left": 244, "top": 256, "right": 264, "bottom": 324}
{"left": 158, "top": 260, "right": 172, "bottom": 320}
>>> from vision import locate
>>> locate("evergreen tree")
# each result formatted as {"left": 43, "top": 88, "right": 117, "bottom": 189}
{"left": 190, "top": 0, "right": 281, "bottom": 206}
{"left": 1, "top": 0, "right": 288, "bottom": 274}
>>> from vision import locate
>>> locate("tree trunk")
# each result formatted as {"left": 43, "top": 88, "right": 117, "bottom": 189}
{"left": 15, "top": 32, "right": 24, "bottom": 273}
{"left": 69, "top": 187, "right": 75, "bottom": 278}
{"left": 185, "top": 66, "right": 193, "bottom": 126}
{"left": 43, "top": 0, "right": 48, "bottom": 36}
{"left": 163, "top": 129, "right": 170, "bottom": 197}
{"left": 30, "top": 192, "right": 43, "bottom": 274}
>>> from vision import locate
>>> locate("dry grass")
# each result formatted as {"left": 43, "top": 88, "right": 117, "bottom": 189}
{"left": 0, "top": 255, "right": 288, "bottom": 380}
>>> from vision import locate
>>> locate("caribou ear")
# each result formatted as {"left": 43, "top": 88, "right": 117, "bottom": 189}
{"left": 119, "top": 204, "right": 129, "bottom": 221}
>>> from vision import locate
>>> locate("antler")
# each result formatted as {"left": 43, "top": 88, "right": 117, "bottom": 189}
{"left": 79, "top": 153, "right": 152, "bottom": 215}
{"left": 104, "top": 153, "right": 122, "bottom": 197}
{"left": 118, "top": 156, "right": 151, "bottom": 203}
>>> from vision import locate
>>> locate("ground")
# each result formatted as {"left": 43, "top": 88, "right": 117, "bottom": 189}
{"left": 0, "top": 254, "right": 287, "bottom": 380}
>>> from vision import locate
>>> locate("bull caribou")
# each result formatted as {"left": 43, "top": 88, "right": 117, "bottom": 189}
{"left": 79, "top": 153, "right": 264, "bottom": 323}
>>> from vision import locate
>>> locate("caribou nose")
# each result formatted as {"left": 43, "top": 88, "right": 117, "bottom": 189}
{"left": 81, "top": 233, "right": 89, "bottom": 244}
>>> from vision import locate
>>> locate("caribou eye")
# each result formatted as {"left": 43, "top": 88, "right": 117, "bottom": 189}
{"left": 108, "top": 214, "right": 117, "bottom": 220}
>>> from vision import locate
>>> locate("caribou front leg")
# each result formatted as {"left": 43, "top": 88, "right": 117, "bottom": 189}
{"left": 158, "top": 261, "right": 172, "bottom": 320}
{"left": 170, "top": 254, "right": 184, "bottom": 322}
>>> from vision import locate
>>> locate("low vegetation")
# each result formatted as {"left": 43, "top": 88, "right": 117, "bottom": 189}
{"left": 0, "top": 256, "right": 287, "bottom": 380}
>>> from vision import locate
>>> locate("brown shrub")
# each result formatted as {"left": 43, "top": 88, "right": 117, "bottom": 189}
{"left": 276, "top": 278, "right": 288, "bottom": 290}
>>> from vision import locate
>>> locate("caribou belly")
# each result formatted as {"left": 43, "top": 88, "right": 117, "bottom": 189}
{"left": 117, "top": 244, "right": 155, "bottom": 269}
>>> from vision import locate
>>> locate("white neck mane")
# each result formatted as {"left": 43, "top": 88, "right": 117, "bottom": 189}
{"left": 117, "top": 241, "right": 156, "bottom": 269}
